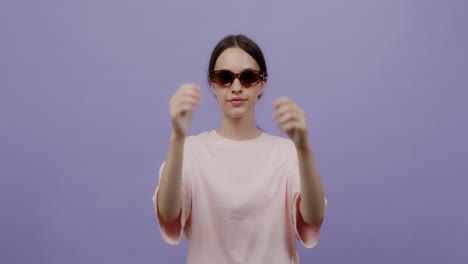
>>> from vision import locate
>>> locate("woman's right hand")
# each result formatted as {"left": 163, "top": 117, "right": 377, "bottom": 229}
{"left": 169, "top": 84, "right": 201, "bottom": 138}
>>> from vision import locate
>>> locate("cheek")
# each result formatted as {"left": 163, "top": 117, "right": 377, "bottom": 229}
{"left": 251, "top": 87, "right": 262, "bottom": 102}
{"left": 214, "top": 91, "right": 226, "bottom": 105}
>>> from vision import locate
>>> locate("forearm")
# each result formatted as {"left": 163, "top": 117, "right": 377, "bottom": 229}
{"left": 157, "top": 132, "right": 185, "bottom": 222}
{"left": 297, "top": 142, "right": 326, "bottom": 226}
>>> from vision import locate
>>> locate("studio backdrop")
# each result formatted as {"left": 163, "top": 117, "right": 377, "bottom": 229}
{"left": 1, "top": 0, "right": 467, "bottom": 263}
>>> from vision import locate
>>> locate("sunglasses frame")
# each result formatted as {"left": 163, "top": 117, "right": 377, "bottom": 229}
{"left": 209, "top": 69, "right": 267, "bottom": 87}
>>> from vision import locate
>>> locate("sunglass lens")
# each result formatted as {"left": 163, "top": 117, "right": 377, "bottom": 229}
{"left": 213, "top": 71, "right": 234, "bottom": 86}
{"left": 240, "top": 71, "right": 261, "bottom": 86}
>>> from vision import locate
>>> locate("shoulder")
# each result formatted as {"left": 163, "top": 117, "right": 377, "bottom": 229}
{"left": 184, "top": 131, "right": 212, "bottom": 147}
{"left": 186, "top": 130, "right": 211, "bottom": 140}
{"left": 265, "top": 133, "right": 296, "bottom": 152}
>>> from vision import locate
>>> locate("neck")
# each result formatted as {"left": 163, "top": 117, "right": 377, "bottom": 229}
{"left": 217, "top": 112, "right": 262, "bottom": 141}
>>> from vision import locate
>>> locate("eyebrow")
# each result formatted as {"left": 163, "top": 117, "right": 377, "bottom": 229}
{"left": 213, "top": 68, "right": 259, "bottom": 72}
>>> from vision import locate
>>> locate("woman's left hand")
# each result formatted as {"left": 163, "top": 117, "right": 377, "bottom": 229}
{"left": 273, "top": 97, "right": 310, "bottom": 150}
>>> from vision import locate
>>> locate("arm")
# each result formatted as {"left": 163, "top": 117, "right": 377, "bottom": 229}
{"left": 157, "top": 132, "right": 185, "bottom": 223}
{"left": 296, "top": 141, "right": 326, "bottom": 226}
{"left": 157, "top": 84, "right": 200, "bottom": 223}
{"left": 273, "top": 97, "right": 326, "bottom": 227}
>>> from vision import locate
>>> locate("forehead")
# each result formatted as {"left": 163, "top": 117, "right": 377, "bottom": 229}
{"left": 214, "top": 47, "right": 260, "bottom": 72}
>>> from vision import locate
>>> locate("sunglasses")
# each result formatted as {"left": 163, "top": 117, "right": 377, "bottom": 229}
{"left": 209, "top": 70, "right": 267, "bottom": 87}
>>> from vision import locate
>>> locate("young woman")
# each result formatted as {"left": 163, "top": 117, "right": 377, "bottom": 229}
{"left": 153, "top": 34, "right": 327, "bottom": 264}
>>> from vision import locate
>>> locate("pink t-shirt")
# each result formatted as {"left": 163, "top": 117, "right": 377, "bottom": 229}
{"left": 152, "top": 130, "right": 327, "bottom": 264}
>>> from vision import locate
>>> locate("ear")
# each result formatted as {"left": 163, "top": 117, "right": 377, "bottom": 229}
{"left": 210, "top": 82, "right": 216, "bottom": 93}
{"left": 258, "top": 78, "right": 268, "bottom": 96}
{"left": 209, "top": 82, "right": 218, "bottom": 97}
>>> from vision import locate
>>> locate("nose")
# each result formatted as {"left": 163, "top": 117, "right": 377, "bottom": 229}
{"left": 230, "top": 78, "right": 243, "bottom": 93}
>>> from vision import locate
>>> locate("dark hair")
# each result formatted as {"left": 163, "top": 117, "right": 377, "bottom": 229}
{"left": 208, "top": 34, "right": 268, "bottom": 98}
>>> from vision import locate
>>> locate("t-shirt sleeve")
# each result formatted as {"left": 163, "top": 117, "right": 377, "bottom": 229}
{"left": 152, "top": 154, "right": 192, "bottom": 245}
{"left": 287, "top": 142, "right": 328, "bottom": 248}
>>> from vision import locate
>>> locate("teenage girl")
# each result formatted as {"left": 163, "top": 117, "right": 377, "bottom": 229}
{"left": 153, "top": 34, "right": 327, "bottom": 264}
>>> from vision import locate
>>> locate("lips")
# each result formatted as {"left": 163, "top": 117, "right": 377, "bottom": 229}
{"left": 228, "top": 98, "right": 246, "bottom": 106}
{"left": 228, "top": 98, "right": 245, "bottom": 102}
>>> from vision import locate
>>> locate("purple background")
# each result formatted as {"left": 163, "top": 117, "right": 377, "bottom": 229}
{"left": 1, "top": 0, "right": 467, "bottom": 263}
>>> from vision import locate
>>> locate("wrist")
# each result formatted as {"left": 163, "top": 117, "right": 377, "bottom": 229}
{"left": 171, "top": 131, "right": 186, "bottom": 141}
{"left": 295, "top": 139, "right": 312, "bottom": 153}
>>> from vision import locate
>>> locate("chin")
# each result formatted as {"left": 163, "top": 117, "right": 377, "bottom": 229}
{"left": 227, "top": 112, "right": 245, "bottom": 119}
{"left": 220, "top": 107, "right": 246, "bottom": 119}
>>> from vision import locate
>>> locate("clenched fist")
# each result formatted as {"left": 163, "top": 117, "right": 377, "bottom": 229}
{"left": 272, "top": 97, "right": 310, "bottom": 149}
{"left": 169, "top": 84, "right": 201, "bottom": 137}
